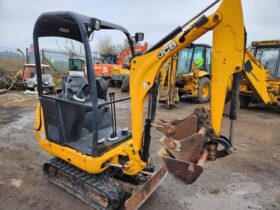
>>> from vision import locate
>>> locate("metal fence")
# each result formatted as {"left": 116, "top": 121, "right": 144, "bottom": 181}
{"left": 27, "top": 48, "right": 101, "bottom": 71}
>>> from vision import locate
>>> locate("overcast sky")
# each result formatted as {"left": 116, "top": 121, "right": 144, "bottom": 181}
{"left": 0, "top": 0, "right": 279, "bottom": 52}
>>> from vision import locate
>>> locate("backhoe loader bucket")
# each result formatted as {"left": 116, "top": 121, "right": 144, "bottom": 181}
{"left": 154, "top": 107, "right": 210, "bottom": 184}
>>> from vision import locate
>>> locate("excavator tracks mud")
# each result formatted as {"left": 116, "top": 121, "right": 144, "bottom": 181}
{"left": 43, "top": 158, "right": 167, "bottom": 210}
{"left": 44, "top": 158, "right": 124, "bottom": 210}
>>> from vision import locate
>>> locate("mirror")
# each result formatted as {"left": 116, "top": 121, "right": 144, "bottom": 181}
{"left": 134, "top": 32, "right": 144, "bottom": 43}
{"left": 89, "top": 18, "right": 101, "bottom": 31}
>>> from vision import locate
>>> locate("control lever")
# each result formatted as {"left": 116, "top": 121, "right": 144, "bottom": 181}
{"left": 65, "top": 78, "right": 72, "bottom": 99}
{"left": 109, "top": 92, "right": 118, "bottom": 141}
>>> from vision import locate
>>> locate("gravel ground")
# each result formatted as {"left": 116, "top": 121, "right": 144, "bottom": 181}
{"left": 0, "top": 90, "right": 279, "bottom": 210}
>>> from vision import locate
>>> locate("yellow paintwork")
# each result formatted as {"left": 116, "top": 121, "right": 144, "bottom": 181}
{"left": 178, "top": 70, "right": 210, "bottom": 96}
{"left": 241, "top": 50, "right": 271, "bottom": 103}
{"left": 158, "top": 55, "right": 179, "bottom": 106}
{"left": 201, "top": 82, "right": 210, "bottom": 98}
{"left": 252, "top": 40, "right": 280, "bottom": 47}
{"left": 111, "top": 66, "right": 130, "bottom": 76}
{"left": 182, "top": 71, "right": 209, "bottom": 79}
{"left": 240, "top": 50, "right": 280, "bottom": 105}
{"left": 35, "top": 103, "right": 146, "bottom": 174}
{"left": 35, "top": 0, "right": 245, "bottom": 175}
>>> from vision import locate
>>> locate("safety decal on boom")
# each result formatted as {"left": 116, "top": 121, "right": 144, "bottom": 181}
{"left": 158, "top": 41, "right": 178, "bottom": 59}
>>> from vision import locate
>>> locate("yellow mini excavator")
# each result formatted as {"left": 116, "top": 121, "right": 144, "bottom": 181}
{"left": 33, "top": 0, "right": 245, "bottom": 209}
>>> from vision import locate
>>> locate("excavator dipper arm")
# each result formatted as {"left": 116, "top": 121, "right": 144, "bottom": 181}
{"left": 129, "top": 0, "right": 245, "bottom": 157}
{"left": 33, "top": 0, "right": 246, "bottom": 209}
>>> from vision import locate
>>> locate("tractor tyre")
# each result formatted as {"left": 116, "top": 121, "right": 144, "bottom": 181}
{"left": 193, "top": 77, "right": 210, "bottom": 103}
{"left": 121, "top": 75, "right": 130, "bottom": 92}
{"left": 107, "top": 79, "right": 115, "bottom": 87}
{"left": 239, "top": 95, "right": 250, "bottom": 109}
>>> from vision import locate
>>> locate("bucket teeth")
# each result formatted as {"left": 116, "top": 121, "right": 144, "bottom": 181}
{"left": 153, "top": 114, "right": 198, "bottom": 138}
{"left": 156, "top": 107, "right": 210, "bottom": 184}
{"left": 159, "top": 127, "right": 206, "bottom": 163}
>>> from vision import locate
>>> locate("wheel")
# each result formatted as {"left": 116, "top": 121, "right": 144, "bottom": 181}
{"left": 120, "top": 75, "right": 130, "bottom": 92}
{"left": 49, "top": 86, "right": 55, "bottom": 92}
{"left": 0, "top": 76, "right": 14, "bottom": 90}
{"left": 193, "top": 77, "right": 210, "bottom": 103}
{"left": 239, "top": 95, "right": 250, "bottom": 109}
{"left": 178, "top": 91, "right": 184, "bottom": 98}
{"left": 107, "top": 79, "right": 115, "bottom": 87}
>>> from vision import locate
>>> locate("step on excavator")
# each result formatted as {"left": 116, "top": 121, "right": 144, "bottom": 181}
{"left": 33, "top": 0, "right": 245, "bottom": 209}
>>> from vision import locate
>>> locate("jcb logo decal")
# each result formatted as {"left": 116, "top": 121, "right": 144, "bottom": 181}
{"left": 158, "top": 41, "right": 177, "bottom": 59}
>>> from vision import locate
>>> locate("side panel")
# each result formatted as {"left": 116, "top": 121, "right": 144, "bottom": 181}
{"left": 211, "top": 0, "right": 244, "bottom": 136}
{"left": 242, "top": 50, "right": 271, "bottom": 104}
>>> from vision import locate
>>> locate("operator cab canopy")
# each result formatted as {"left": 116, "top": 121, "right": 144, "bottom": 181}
{"left": 34, "top": 11, "right": 131, "bottom": 42}
{"left": 33, "top": 11, "right": 144, "bottom": 95}
{"left": 33, "top": 11, "right": 139, "bottom": 156}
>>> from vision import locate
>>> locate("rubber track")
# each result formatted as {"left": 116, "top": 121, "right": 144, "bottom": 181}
{"left": 43, "top": 158, "right": 124, "bottom": 210}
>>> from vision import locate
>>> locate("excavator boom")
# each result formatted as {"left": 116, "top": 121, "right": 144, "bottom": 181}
{"left": 130, "top": 0, "right": 244, "bottom": 152}
{"left": 33, "top": 0, "right": 247, "bottom": 209}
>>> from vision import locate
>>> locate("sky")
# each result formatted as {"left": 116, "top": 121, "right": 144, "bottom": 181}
{"left": 0, "top": 0, "right": 279, "bottom": 52}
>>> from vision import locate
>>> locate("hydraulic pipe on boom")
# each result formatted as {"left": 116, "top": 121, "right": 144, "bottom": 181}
{"left": 129, "top": 0, "right": 244, "bottom": 153}
{"left": 33, "top": 0, "right": 247, "bottom": 208}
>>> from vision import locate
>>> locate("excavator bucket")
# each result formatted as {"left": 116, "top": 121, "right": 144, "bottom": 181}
{"left": 159, "top": 148, "right": 208, "bottom": 184}
{"left": 154, "top": 107, "right": 209, "bottom": 184}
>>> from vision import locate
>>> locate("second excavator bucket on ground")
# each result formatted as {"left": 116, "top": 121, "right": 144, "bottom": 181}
{"left": 154, "top": 107, "right": 210, "bottom": 184}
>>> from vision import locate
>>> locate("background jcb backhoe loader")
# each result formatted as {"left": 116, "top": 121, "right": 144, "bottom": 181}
{"left": 160, "top": 40, "right": 280, "bottom": 110}
{"left": 239, "top": 40, "right": 280, "bottom": 108}
{"left": 33, "top": 0, "right": 246, "bottom": 209}
{"left": 158, "top": 43, "right": 211, "bottom": 108}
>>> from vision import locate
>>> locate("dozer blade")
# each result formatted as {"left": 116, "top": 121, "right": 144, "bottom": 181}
{"left": 125, "top": 166, "right": 167, "bottom": 210}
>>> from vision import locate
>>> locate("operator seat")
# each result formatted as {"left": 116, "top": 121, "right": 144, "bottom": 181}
{"left": 54, "top": 75, "right": 111, "bottom": 144}
{"left": 60, "top": 75, "right": 108, "bottom": 102}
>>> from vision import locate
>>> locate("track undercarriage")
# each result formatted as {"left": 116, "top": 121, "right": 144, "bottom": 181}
{"left": 44, "top": 158, "right": 167, "bottom": 210}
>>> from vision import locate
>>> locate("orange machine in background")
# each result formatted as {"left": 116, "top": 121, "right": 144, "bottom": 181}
{"left": 94, "top": 42, "right": 148, "bottom": 78}
{"left": 117, "top": 42, "right": 148, "bottom": 68}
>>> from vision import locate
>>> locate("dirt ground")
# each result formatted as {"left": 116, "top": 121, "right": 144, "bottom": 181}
{"left": 0, "top": 90, "right": 279, "bottom": 210}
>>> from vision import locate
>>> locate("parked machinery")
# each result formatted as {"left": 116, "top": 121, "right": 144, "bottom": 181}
{"left": 175, "top": 43, "right": 211, "bottom": 103}
{"left": 110, "top": 42, "right": 148, "bottom": 92}
{"left": 239, "top": 40, "right": 280, "bottom": 108}
{"left": 33, "top": 0, "right": 246, "bottom": 209}
{"left": 160, "top": 40, "right": 280, "bottom": 110}
{"left": 158, "top": 43, "right": 211, "bottom": 108}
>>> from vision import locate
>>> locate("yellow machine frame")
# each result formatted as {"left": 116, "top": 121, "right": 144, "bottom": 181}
{"left": 158, "top": 55, "right": 180, "bottom": 107}
{"left": 35, "top": 0, "right": 245, "bottom": 176}
{"left": 240, "top": 45, "right": 280, "bottom": 106}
